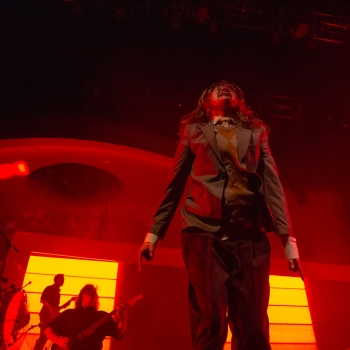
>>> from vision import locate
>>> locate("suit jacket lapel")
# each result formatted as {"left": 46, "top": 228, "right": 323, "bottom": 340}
{"left": 198, "top": 122, "right": 225, "bottom": 167}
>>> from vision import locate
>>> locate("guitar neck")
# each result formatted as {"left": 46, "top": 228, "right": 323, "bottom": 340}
{"left": 59, "top": 297, "right": 75, "bottom": 310}
{"left": 72, "top": 294, "right": 142, "bottom": 342}
{"left": 78, "top": 310, "right": 116, "bottom": 339}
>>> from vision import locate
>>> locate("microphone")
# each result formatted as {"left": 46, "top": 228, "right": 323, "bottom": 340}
{"left": 21, "top": 281, "right": 32, "bottom": 290}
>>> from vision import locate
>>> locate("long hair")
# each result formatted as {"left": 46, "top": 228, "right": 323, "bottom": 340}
{"left": 75, "top": 284, "right": 100, "bottom": 310}
{"left": 179, "top": 81, "right": 265, "bottom": 134}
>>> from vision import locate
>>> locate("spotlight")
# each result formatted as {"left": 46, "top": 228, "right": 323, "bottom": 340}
{"left": 0, "top": 161, "right": 29, "bottom": 180}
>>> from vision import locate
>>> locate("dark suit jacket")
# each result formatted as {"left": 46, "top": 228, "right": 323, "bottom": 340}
{"left": 150, "top": 121, "right": 293, "bottom": 240}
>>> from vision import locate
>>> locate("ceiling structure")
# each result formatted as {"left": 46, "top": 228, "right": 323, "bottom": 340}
{"left": 44, "top": 0, "right": 350, "bottom": 44}
{"left": 1, "top": 0, "right": 350, "bottom": 190}
{"left": 2, "top": 1, "right": 350, "bottom": 127}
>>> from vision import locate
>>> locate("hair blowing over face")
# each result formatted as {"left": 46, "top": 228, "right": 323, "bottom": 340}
{"left": 179, "top": 81, "right": 266, "bottom": 134}
{"left": 75, "top": 284, "right": 100, "bottom": 310}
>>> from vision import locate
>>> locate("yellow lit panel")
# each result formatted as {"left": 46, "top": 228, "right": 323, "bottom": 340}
{"left": 94, "top": 297, "right": 115, "bottom": 312}
{"left": 26, "top": 294, "right": 79, "bottom": 314}
{"left": 26, "top": 293, "right": 44, "bottom": 314}
{"left": 225, "top": 344, "right": 318, "bottom": 350}
{"left": 226, "top": 324, "right": 315, "bottom": 344}
{"left": 22, "top": 253, "right": 119, "bottom": 347}
{"left": 270, "top": 275, "right": 304, "bottom": 289}
{"left": 271, "top": 345, "right": 318, "bottom": 350}
{"left": 27, "top": 314, "right": 41, "bottom": 334}
{"left": 226, "top": 275, "right": 315, "bottom": 347}
{"left": 268, "top": 306, "right": 312, "bottom": 324}
{"left": 23, "top": 274, "right": 116, "bottom": 297}
{"left": 26, "top": 255, "right": 118, "bottom": 279}
{"left": 269, "top": 288, "right": 308, "bottom": 306}
{"left": 26, "top": 294, "right": 115, "bottom": 314}
{"left": 270, "top": 324, "right": 316, "bottom": 343}
{"left": 22, "top": 334, "right": 111, "bottom": 350}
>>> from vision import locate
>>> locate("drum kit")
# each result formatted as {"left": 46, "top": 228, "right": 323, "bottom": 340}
{"left": 0, "top": 230, "right": 32, "bottom": 349}
{"left": 0, "top": 280, "right": 31, "bottom": 349}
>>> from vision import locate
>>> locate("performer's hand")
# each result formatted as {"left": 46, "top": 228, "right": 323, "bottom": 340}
{"left": 56, "top": 336, "right": 69, "bottom": 349}
{"left": 287, "top": 258, "right": 304, "bottom": 281}
{"left": 118, "top": 305, "right": 127, "bottom": 322}
{"left": 138, "top": 242, "right": 156, "bottom": 271}
{"left": 113, "top": 305, "right": 127, "bottom": 327}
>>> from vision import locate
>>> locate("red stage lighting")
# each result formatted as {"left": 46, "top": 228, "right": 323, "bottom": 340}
{"left": 0, "top": 161, "right": 29, "bottom": 179}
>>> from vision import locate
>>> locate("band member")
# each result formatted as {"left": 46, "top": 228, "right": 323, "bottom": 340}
{"left": 34, "top": 274, "right": 75, "bottom": 350}
{"left": 139, "top": 81, "right": 302, "bottom": 349}
{"left": 45, "top": 284, "right": 127, "bottom": 350}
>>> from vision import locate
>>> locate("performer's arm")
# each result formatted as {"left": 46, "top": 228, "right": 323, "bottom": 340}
{"left": 44, "top": 327, "right": 69, "bottom": 349}
{"left": 139, "top": 124, "right": 193, "bottom": 268}
{"left": 112, "top": 305, "right": 127, "bottom": 339}
{"left": 259, "top": 126, "right": 302, "bottom": 275}
{"left": 59, "top": 297, "right": 77, "bottom": 310}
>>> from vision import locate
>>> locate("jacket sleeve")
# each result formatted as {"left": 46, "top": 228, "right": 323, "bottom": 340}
{"left": 259, "top": 126, "right": 294, "bottom": 237}
{"left": 149, "top": 124, "right": 194, "bottom": 239}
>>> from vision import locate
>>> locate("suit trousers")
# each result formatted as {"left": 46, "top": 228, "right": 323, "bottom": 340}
{"left": 181, "top": 230, "right": 271, "bottom": 350}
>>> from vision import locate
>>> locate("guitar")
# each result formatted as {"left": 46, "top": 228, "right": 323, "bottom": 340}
{"left": 40, "top": 297, "right": 77, "bottom": 329}
{"left": 51, "top": 294, "right": 143, "bottom": 350}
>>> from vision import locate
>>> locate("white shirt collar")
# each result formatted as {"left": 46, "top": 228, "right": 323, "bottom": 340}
{"left": 212, "top": 116, "right": 236, "bottom": 125}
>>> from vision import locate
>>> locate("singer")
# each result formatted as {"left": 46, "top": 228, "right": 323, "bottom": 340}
{"left": 139, "top": 81, "right": 302, "bottom": 350}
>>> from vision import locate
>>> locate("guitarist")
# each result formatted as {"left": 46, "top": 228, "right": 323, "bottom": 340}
{"left": 44, "top": 284, "right": 127, "bottom": 350}
{"left": 34, "top": 274, "right": 75, "bottom": 350}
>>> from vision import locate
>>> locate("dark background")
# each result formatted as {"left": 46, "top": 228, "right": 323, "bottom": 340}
{"left": 1, "top": 0, "right": 350, "bottom": 185}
